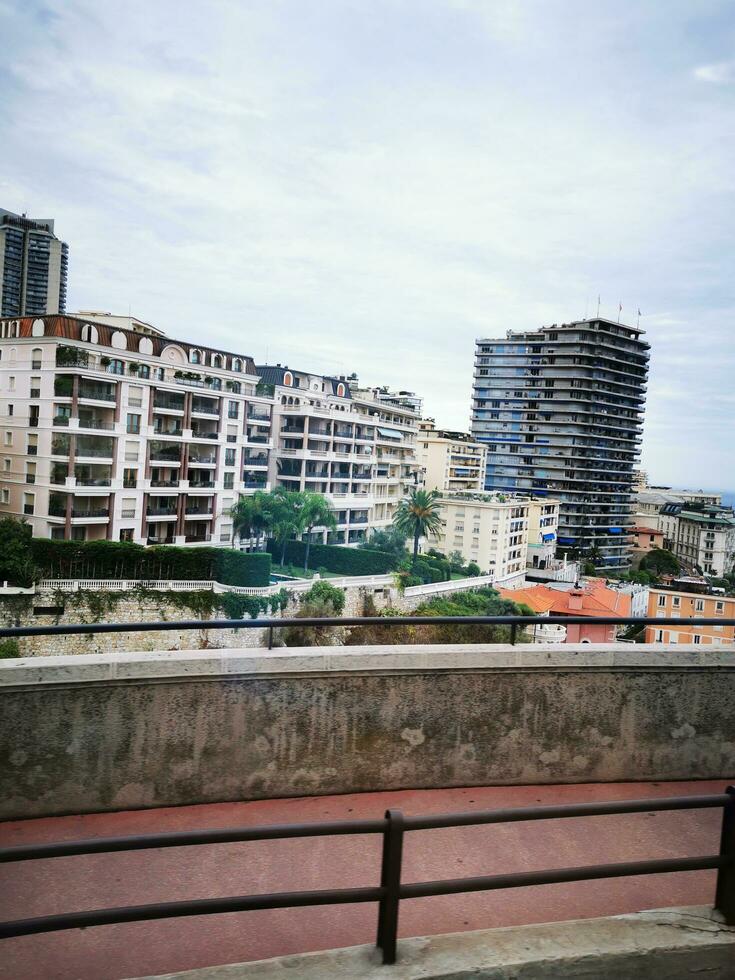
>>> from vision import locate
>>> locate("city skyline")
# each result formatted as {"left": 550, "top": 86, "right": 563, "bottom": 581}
{"left": 2, "top": 1, "right": 733, "bottom": 487}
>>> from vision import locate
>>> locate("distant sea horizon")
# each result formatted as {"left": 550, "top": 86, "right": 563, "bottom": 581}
{"left": 667, "top": 486, "right": 735, "bottom": 509}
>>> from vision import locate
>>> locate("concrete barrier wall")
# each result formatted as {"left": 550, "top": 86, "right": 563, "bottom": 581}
{"left": 1, "top": 645, "right": 734, "bottom": 820}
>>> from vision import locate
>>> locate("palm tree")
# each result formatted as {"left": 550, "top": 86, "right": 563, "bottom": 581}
{"left": 298, "top": 492, "right": 337, "bottom": 571}
{"left": 270, "top": 487, "right": 304, "bottom": 566}
{"left": 229, "top": 491, "right": 272, "bottom": 550}
{"left": 392, "top": 488, "right": 443, "bottom": 561}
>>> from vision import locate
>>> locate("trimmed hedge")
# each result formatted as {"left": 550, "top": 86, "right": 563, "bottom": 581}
{"left": 268, "top": 540, "right": 394, "bottom": 575}
{"left": 31, "top": 539, "right": 271, "bottom": 587}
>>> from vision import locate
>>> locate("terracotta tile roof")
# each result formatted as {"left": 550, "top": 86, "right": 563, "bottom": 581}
{"left": 497, "top": 582, "right": 631, "bottom": 617}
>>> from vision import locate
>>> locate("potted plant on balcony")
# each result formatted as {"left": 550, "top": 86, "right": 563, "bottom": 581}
{"left": 128, "top": 362, "right": 140, "bottom": 374}
{"left": 174, "top": 370, "right": 184, "bottom": 379}
{"left": 100, "top": 356, "right": 111, "bottom": 368}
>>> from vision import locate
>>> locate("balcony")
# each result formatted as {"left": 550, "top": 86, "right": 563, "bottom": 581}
{"left": 184, "top": 531, "right": 212, "bottom": 543}
{"left": 77, "top": 416, "right": 115, "bottom": 431}
{"left": 247, "top": 411, "right": 271, "bottom": 423}
{"left": 153, "top": 396, "right": 185, "bottom": 413}
{"left": 188, "top": 455, "right": 216, "bottom": 466}
{"left": 246, "top": 434, "right": 269, "bottom": 445}
{"left": 244, "top": 453, "right": 268, "bottom": 467}
{"left": 189, "top": 479, "right": 215, "bottom": 489}
{"left": 242, "top": 480, "right": 267, "bottom": 489}
{"left": 185, "top": 506, "right": 213, "bottom": 517}
{"left": 79, "top": 382, "right": 116, "bottom": 403}
{"left": 191, "top": 399, "right": 219, "bottom": 416}
{"left": 153, "top": 425, "right": 183, "bottom": 438}
{"left": 191, "top": 429, "right": 218, "bottom": 440}
{"left": 150, "top": 479, "right": 180, "bottom": 488}
{"left": 71, "top": 508, "right": 109, "bottom": 520}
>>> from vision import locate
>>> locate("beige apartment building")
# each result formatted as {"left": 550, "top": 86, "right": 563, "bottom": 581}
{"left": 0, "top": 314, "right": 273, "bottom": 546}
{"left": 417, "top": 420, "right": 487, "bottom": 493}
{"left": 645, "top": 588, "right": 735, "bottom": 646}
{"left": 257, "top": 366, "right": 420, "bottom": 543}
{"left": 428, "top": 491, "right": 558, "bottom": 583}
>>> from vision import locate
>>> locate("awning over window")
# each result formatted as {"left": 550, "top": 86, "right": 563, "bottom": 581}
{"left": 542, "top": 532, "right": 556, "bottom": 541}
{"left": 557, "top": 537, "right": 576, "bottom": 545}
{"left": 377, "top": 427, "right": 402, "bottom": 440}
{"left": 608, "top": 526, "right": 623, "bottom": 534}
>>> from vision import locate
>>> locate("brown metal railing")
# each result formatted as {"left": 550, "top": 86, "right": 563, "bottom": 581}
{"left": 0, "top": 790, "right": 733, "bottom": 964}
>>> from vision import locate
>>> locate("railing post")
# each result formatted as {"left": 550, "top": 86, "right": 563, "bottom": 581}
{"left": 510, "top": 623, "right": 517, "bottom": 646}
{"left": 268, "top": 625, "right": 273, "bottom": 650}
{"left": 715, "top": 785, "right": 735, "bottom": 924}
{"left": 376, "top": 808, "right": 405, "bottom": 965}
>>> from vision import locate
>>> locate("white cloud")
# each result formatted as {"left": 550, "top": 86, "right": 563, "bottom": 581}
{"left": 693, "top": 61, "right": 735, "bottom": 84}
{"left": 2, "top": 0, "right": 734, "bottom": 489}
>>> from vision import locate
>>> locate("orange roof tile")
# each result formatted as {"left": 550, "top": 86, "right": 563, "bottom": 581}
{"left": 498, "top": 582, "right": 631, "bottom": 617}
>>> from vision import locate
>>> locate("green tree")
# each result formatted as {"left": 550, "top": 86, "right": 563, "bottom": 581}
{"left": 270, "top": 487, "right": 305, "bottom": 566}
{"left": 229, "top": 491, "right": 274, "bottom": 550}
{"left": 298, "top": 493, "right": 337, "bottom": 571}
{"left": 640, "top": 548, "right": 680, "bottom": 576}
{"left": 0, "top": 518, "right": 37, "bottom": 588}
{"left": 392, "top": 488, "right": 443, "bottom": 561}
{"left": 359, "top": 527, "right": 409, "bottom": 564}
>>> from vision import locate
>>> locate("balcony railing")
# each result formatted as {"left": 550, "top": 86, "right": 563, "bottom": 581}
{"left": 150, "top": 479, "right": 180, "bottom": 488}
{"left": 74, "top": 477, "right": 112, "bottom": 487}
{"left": 189, "top": 456, "right": 216, "bottom": 465}
{"left": 75, "top": 446, "right": 114, "bottom": 458}
{"left": 71, "top": 508, "right": 109, "bottom": 519}
{"left": 79, "top": 384, "right": 116, "bottom": 402}
{"left": 242, "top": 480, "right": 267, "bottom": 489}
{"left": 153, "top": 398, "right": 185, "bottom": 412}
{"left": 189, "top": 480, "right": 215, "bottom": 489}
{"left": 78, "top": 418, "right": 115, "bottom": 431}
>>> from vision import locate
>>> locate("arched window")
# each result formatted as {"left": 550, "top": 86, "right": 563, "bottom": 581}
{"left": 281, "top": 395, "right": 287, "bottom": 405}
{"left": 212, "top": 354, "right": 222, "bottom": 369}
{"left": 31, "top": 348, "right": 43, "bottom": 369}
{"left": 232, "top": 358, "right": 242, "bottom": 372}
{"left": 284, "top": 371, "right": 293, "bottom": 386}
{"left": 81, "top": 324, "right": 99, "bottom": 344}
{"left": 336, "top": 382, "right": 346, "bottom": 397}
{"left": 190, "top": 349, "right": 201, "bottom": 364}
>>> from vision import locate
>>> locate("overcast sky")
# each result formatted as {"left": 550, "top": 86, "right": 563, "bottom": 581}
{"left": 2, "top": 0, "right": 734, "bottom": 489}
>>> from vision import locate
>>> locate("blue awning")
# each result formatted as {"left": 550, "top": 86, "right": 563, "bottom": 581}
{"left": 608, "top": 526, "right": 623, "bottom": 534}
{"left": 377, "top": 427, "right": 402, "bottom": 440}
{"left": 542, "top": 532, "right": 556, "bottom": 541}
{"left": 557, "top": 537, "right": 576, "bottom": 545}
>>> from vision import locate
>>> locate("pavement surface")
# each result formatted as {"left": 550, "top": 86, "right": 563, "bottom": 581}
{"left": 0, "top": 781, "right": 729, "bottom": 980}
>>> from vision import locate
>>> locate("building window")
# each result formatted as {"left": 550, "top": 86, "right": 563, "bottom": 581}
{"left": 4, "top": 432, "right": 12, "bottom": 447}
{"left": 107, "top": 358, "right": 124, "bottom": 375}
{"left": 715, "top": 601, "right": 725, "bottom": 614}
{"left": 284, "top": 371, "right": 293, "bottom": 386}
{"left": 31, "top": 348, "right": 42, "bottom": 369}
{"left": 30, "top": 377, "right": 40, "bottom": 398}
{"left": 27, "top": 434, "right": 37, "bottom": 455}
{"left": 223, "top": 473, "right": 234, "bottom": 489}
{"left": 225, "top": 448, "right": 236, "bottom": 466}
{"left": 50, "top": 527, "right": 66, "bottom": 540}
{"left": 126, "top": 413, "right": 141, "bottom": 434}
{"left": 25, "top": 462, "right": 36, "bottom": 484}
{"left": 693, "top": 634, "right": 701, "bottom": 645}
{"left": 71, "top": 527, "right": 86, "bottom": 541}
{"left": 228, "top": 400, "right": 239, "bottom": 419}
{"left": 23, "top": 492, "right": 35, "bottom": 516}
{"left": 190, "top": 349, "right": 201, "bottom": 364}
{"left": 123, "top": 468, "right": 137, "bottom": 489}
{"left": 657, "top": 594, "right": 666, "bottom": 607}
{"left": 0, "top": 489, "right": 8, "bottom": 504}
{"left": 119, "top": 529, "right": 134, "bottom": 542}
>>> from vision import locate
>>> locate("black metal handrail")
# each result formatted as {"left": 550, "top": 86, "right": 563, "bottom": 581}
{"left": 1, "top": 613, "right": 734, "bottom": 643}
{"left": 0, "top": 790, "right": 733, "bottom": 964}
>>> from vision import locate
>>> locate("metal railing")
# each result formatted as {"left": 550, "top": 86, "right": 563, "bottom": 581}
{"left": 0, "top": 789, "right": 732, "bottom": 963}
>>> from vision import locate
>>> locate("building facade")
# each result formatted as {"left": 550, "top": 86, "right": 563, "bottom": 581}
{"left": 471, "top": 318, "right": 649, "bottom": 569}
{"left": 417, "top": 420, "right": 487, "bottom": 493}
{"left": 1, "top": 210, "right": 69, "bottom": 316}
{"left": 0, "top": 314, "right": 273, "bottom": 546}
{"left": 429, "top": 491, "right": 541, "bottom": 582}
{"left": 646, "top": 588, "right": 735, "bottom": 645}
{"left": 258, "top": 367, "right": 420, "bottom": 544}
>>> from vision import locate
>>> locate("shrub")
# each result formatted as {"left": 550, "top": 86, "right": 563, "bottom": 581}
{"left": 302, "top": 580, "right": 346, "bottom": 614}
{"left": 30, "top": 537, "right": 271, "bottom": 587}
{"left": 0, "top": 639, "right": 21, "bottom": 659}
{"left": 0, "top": 519, "right": 37, "bottom": 587}
{"left": 466, "top": 562, "right": 481, "bottom": 577}
{"left": 267, "top": 540, "right": 393, "bottom": 576}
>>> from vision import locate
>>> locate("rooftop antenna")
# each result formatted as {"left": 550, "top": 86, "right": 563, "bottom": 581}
{"left": 596, "top": 294, "right": 601, "bottom": 318}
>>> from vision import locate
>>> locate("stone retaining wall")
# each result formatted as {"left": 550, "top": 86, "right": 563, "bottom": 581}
{"left": 1, "top": 645, "right": 733, "bottom": 819}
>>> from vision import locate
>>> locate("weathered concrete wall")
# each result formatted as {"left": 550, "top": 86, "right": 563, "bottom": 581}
{"left": 1, "top": 646, "right": 733, "bottom": 820}
{"left": 145, "top": 907, "right": 735, "bottom": 980}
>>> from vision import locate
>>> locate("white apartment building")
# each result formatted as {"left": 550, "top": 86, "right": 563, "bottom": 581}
{"left": 417, "top": 420, "right": 487, "bottom": 493}
{"left": 429, "top": 492, "right": 538, "bottom": 582}
{"left": 526, "top": 498, "right": 561, "bottom": 571}
{"left": 258, "top": 367, "right": 420, "bottom": 544}
{"left": 0, "top": 314, "right": 274, "bottom": 546}
{"left": 635, "top": 488, "right": 735, "bottom": 576}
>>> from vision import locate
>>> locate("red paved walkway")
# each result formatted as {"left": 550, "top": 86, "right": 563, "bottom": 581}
{"left": 0, "top": 781, "right": 728, "bottom": 980}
